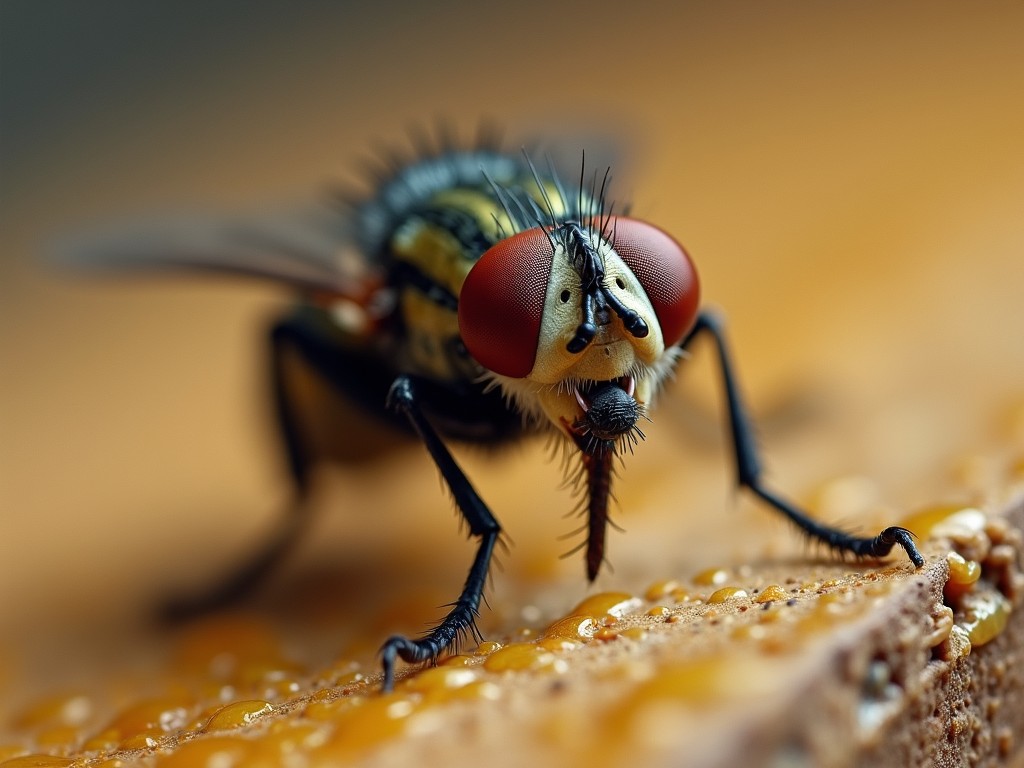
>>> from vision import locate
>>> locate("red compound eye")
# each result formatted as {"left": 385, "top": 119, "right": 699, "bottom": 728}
{"left": 610, "top": 217, "right": 700, "bottom": 348}
{"left": 458, "top": 228, "right": 554, "bottom": 377}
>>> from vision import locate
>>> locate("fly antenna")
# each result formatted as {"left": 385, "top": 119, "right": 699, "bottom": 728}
{"left": 564, "top": 222, "right": 602, "bottom": 353}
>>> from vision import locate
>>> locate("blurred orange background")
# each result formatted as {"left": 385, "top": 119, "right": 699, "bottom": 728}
{"left": 2, "top": 0, "right": 1023, "bottom": 712}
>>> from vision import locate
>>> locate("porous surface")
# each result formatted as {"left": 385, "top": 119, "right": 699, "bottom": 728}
{"left": 1, "top": 491, "right": 1020, "bottom": 768}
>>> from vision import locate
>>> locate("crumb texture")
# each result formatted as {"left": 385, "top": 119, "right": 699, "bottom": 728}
{"left": 1, "top": 495, "right": 1021, "bottom": 768}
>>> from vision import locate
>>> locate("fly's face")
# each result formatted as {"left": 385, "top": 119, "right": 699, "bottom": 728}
{"left": 458, "top": 217, "right": 700, "bottom": 448}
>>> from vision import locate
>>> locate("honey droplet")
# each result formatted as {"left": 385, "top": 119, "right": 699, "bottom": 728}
{"left": 944, "top": 551, "right": 982, "bottom": 601}
{"left": 14, "top": 693, "right": 94, "bottom": 731}
{"left": 313, "top": 693, "right": 418, "bottom": 760}
{"left": 708, "top": 587, "right": 748, "bottom": 604}
{"left": 643, "top": 579, "right": 681, "bottom": 601}
{"left": 202, "top": 700, "right": 273, "bottom": 732}
{"left": 438, "top": 654, "right": 477, "bottom": 667}
{"left": 119, "top": 731, "right": 162, "bottom": 751}
{"left": 615, "top": 654, "right": 778, "bottom": 714}
{"left": 483, "top": 643, "right": 562, "bottom": 673}
{"left": 303, "top": 698, "right": 355, "bottom": 722}
{"left": 537, "top": 636, "right": 583, "bottom": 652}
{"left": 946, "top": 551, "right": 981, "bottom": 585}
{"left": 99, "top": 695, "right": 193, "bottom": 741}
{"left": 692, "top": 567, "right": 729, "bottom": 586}
{"left": 234, "top": 660, "right": 305, "bottom": 697}
{"left": 542, "top": 614, "right": 596, "bottom": 641}
{"left": 960, "top": 591, "right": 1012, "bottom": 647}
{"left": 568, "top": 592, "right": 640, "bottom": 619}
{"left": 900, "top": 505, "right": 986, "bottom": 540}
{"left": 404, "top": 667, "right": 499, "bottom": 706}
{"left": 755, "top": 585, "right": 787, "bottom": 604}
{"left": 81, "top": 730, "right": 119, "bottom": 752}
{"left": 154, "top": 735, "right": 252, "bottom": 768}
{"left": 400, "top": 666, "right": 478, "bottom": 693}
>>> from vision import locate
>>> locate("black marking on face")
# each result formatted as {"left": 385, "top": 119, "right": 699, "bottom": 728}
{"left": 559, "top": 222, "right": 649, "bottom": 354}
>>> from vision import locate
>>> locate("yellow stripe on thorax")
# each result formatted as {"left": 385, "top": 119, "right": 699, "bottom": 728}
{"left": 389, "top": 187, "right": 505, "bottom": 381}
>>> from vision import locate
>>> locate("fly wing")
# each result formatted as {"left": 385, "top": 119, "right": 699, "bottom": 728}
{"left": 55, "top": 201, "right": 381, "bottom": 300}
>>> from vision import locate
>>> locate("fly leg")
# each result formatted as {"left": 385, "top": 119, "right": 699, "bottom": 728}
{"left": 379, "top": 375, "right": 501, "bottom": 691}
{"left": 682, "top": 311, "right": 924, "bottom": 568}
{"left": 164, "top": 308, "right": 402, "bottom": 619}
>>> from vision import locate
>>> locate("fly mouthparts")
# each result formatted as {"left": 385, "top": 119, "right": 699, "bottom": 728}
{"left": 573, "top": 374, "right": 636, "bottom": 414}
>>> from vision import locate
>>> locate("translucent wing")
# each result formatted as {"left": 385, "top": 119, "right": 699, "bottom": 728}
{"left": 55, "top": 200, "right": 380, "bottom": 300}
{"left": 54, "top": 138, "right": 631, "bottom": 299}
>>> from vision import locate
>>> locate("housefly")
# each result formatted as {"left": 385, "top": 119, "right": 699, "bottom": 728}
{"left": 63, "top": 133, "right": 925, "bottom": 690}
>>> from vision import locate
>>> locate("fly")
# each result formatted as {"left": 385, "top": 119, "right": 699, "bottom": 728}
{"left": 62, "top": 131, "right": 925, "bottom": 691}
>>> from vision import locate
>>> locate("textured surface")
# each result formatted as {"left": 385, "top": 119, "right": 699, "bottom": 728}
{"left": 0, "top": 495, "right": 1021, "bottom": 767}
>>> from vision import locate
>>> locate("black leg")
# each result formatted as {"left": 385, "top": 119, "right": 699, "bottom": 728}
{"left": 681, "top": 311, "right": 924, "bottom": 568}
{"left": 164, "top": 309, "right": 402, "bottom": 620}
{"left": 379, "top": 375, "right": 501, "bottom": 691}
